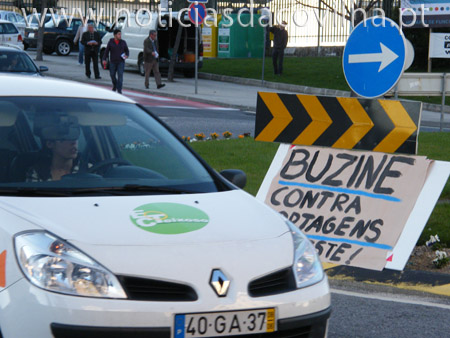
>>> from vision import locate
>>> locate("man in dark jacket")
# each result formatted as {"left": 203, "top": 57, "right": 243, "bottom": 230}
{"left": 270, "top": 22, "right": 288, "bottom": 75}
{"left": 143, "top": 30, "right": 165, "bottom": 89}
{"left": 81, "top": 23, "right": 101, "bottom": 79}
{"left": 102, "top": 29, "right": 129, "bottom": 94}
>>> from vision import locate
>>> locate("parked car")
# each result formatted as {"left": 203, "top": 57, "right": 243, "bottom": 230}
{"left": 0, "top": 75, "right": 330, "bottom": 338}
{"left": 23, "top": 18, "right": 108, "bottom": 55}
{"left": 0, "top": 46, "right": 48, "bottom": 75}
{"left": 0, "top": 20, "right": 23, "bottom": 49}
{"left": 25, "top": 13, "right": 60, "bottom": 30}
{"left": 100, "top": 12, "right": 203, "bottom": 78}
{"left": 0, "top": 10, "right": 26, "bottom": 36}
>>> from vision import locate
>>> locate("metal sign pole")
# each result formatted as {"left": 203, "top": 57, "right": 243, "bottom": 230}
{"left": 440, "top": 73, "right": 447, "bottom": 132}
{"left": 262, "top": 27, "right": 266, "bottom": 84}
{"left": 195, "top": 2, "right": 198, "bottom": 94}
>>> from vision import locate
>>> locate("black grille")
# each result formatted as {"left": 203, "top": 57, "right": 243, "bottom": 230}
{"left": 248, "top": 268, "right": 297, "bottom": 297}
{"left": 118, "top": 275, "right": 198, "bottom": 302}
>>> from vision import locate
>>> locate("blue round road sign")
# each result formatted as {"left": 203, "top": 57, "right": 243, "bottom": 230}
{"left": 343, "top": 17, "right": 406, "bottom": 98}
{"left": 188, "top": 3, "right": 207, "bottom": 25}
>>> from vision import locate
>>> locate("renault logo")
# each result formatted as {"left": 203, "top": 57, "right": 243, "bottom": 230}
{"left": 210, "top": 269, "right": 230, "bottom": 297}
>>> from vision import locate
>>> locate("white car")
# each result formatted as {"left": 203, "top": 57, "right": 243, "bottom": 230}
{"left": 0, "top": 11, "right": 26, "bottom": 36}
{"left": 0, "top": 20, "right": 23, "bottom": 49}
{"left": 0, "top": 75, "right": 330, "bottom": 338}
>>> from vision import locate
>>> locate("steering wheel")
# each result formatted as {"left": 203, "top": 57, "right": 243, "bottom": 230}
{"left": 88, "top": 158, "right": 131, "bottom": 174}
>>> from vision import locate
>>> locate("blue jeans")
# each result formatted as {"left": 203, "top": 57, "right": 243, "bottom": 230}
{"left": 109, "top": 61, "right": 125, "bottom": 93}
{"left": 78, "top": 43, "right": 84, "bottom": 64}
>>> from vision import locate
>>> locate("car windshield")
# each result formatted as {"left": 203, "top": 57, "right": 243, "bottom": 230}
{"left": 0, "top": 51, "right": 38, "bottom": 73}
{"left": 0, "top": 97, "right": 222, "bottom": 195}
{"left": 28, "top": 15, "right": 55, "bottom": 25}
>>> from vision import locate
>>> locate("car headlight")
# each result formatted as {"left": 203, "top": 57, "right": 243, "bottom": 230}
{"left": 286, "top": 221, "right": 324, "bottom": 288}
{"left": 14, "top": 231, "right": 127, "bottom": 299}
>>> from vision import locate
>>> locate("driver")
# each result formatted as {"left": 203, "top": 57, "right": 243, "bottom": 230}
{"left": 26, "top": 114, "right": 82, "bottom": 182}
{"left": 7, "top": 55, "right": 21, "bottom": 71}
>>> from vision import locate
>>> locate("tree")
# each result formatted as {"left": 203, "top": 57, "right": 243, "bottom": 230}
{"left": 35, "top": 0, "right": 48, "bottom": 61}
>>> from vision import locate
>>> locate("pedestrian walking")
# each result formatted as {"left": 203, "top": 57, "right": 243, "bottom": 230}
{"left": 143, "top": 30, "right": 165, "bottom": 89}
{"left": 270, "top": 21, "right": 288, "bottom": 76}
{"left": 102, "top": 29, "right": 129, "bottom": 94}
{"left": 73, "top": 18, "right": 87, "bottom": 65}
{"left": 81, "top": 23, "right": 101, "bottom": 79}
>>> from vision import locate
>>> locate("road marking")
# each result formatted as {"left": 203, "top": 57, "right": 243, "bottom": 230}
{"left": 331, "top": 288, "right": 450, "bottom": 309}
{"left": 153, "top": 106, "right": 236, "bottom": 111}
{"left": 123, "top": 91, "right": 174, "bottom": 101}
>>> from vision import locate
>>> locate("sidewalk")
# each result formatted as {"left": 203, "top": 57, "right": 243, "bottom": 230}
{"left": 31, "top": 52, "right": 289, "bottom": 112}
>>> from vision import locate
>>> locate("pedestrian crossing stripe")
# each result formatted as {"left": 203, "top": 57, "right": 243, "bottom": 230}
{"left": 254, "top": 93, "right": 421, "bottom": 154}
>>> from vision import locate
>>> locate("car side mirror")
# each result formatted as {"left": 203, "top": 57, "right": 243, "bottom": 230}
{"left": 39, "top": 66, "right": 48, "bottom": 72}
{"left": 220, "top": 169, "right": 246, "bottom": 189}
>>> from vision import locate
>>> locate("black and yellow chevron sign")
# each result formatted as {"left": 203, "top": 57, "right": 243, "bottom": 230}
{"left": 254, "top": 93, "right": 422, "bottom": 154}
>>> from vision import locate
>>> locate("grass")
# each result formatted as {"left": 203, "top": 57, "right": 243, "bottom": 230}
{"left": 202, "top": 57, "right": 450, "bottom": 105}
{"left": 202, "top": 57, "right": 350, "bottom": 91}
{"left": 190, "top": 134, "right": 450, "bottom": 247}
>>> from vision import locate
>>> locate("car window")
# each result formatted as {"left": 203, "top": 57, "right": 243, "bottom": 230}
{"left": 45, "top": 19, "right": 56, "bottom": 28}
{"left": 0, "top": 23, "right": 19, "bottom": 34}
{"left": 0, "top": 97, "right": 221, "bottom": 194}
{"left": 16, "top": 14, "right": 25, "bottom": 23}
{"left": 69, "top": 20, "right": 80, "bottom": 31}
{"left": 57, "top": 21, "right": 67, "bottom": 29}
{"left": 7, "top": 13, "right": 17, "bottom": 22}
{"left": 96, "top": 22, "right": 106, "bottom": 32}
{"left": 0, "top": 51, "right": 38, "bottom": 73}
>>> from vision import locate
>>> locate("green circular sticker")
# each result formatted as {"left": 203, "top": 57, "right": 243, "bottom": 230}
{"left": 130, "top": 203, "right": 209, "bottom": 234}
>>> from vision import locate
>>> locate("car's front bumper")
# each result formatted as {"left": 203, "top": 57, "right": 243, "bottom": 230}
{"left": 0, "top": 276, "right": 330, "bottom": 338}
{"left": 50, "top": 308, "right": 330, "bottom": 338}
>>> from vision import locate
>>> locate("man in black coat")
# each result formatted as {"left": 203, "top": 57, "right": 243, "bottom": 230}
{"left": 81, "top": 23, "right": 101, "bottom": 79}
{"left": 270, "top": 21, "right": 288, "bottom": 76}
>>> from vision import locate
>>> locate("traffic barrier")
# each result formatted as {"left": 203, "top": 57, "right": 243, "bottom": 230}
{"left": 254, "top": 93, "right": 421, "bottom": 154}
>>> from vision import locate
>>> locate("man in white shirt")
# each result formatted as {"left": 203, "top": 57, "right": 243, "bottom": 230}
{"left": 74, "top": 18, "right": 88, "bottom": 65}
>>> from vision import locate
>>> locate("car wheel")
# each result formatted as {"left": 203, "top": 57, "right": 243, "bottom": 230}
{"left": 56, "top": 40, "right": 71, "bottom": 56}
{"left": 138, "top": 55, "right": 145, "bottom": 76}
{"left": 23, "top": 42, "right": 28, "bottom": 50}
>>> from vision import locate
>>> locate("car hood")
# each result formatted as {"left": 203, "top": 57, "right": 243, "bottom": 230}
{"left": 0, "top": 190, "right": 289, "bottom": 246}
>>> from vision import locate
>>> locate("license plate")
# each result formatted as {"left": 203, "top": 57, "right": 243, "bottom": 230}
{"left": 174, "top": 308, "right": 276, "bottom": 338}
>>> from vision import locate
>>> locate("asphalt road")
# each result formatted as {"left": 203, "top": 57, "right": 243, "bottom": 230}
{"left": 329, "top": 288, "right": 450, "bottom": 337}
{"left": 117, "top": 87, "right": 256, "bottom": 138}
{"left": 19, "top": 50, "right": 450, "bottom": 337}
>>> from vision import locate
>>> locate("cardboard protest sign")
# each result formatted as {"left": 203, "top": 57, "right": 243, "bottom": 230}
{"left": 258, "top": 145, "right": 432, "bottom": 271}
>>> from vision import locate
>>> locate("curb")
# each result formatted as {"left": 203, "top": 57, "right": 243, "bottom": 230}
{"left": 199, "top": 72, "right": 351, "bottom": 98}
{"left": 199, "top": 72, "right": 450, "bottom": 114}
{"left": 325, "top": 265, "right": 450, "bottom": 297}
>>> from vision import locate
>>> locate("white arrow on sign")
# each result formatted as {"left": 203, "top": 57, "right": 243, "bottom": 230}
{"left": 348, "top": 43, "right": 399, "bottom": 72}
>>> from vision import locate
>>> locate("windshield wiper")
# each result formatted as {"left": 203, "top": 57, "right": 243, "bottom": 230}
{"left": 0, "top": 188, "right": 73, "bottom": 197}
{"left": 71, "top": 184, "right": 197, "bottom": 195}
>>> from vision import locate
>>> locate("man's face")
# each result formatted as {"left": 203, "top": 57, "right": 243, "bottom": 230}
{"left": 88, "top": 25, "right": 94, "bottom": 33}
{"left": 115, "top": 32, "right": 122, "bottom": 40}
{"left": 47, "top": 140, "right": 78, "bottom": 160}
{"left": 150, "top": 33, "right": 157, "bottom": 40}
